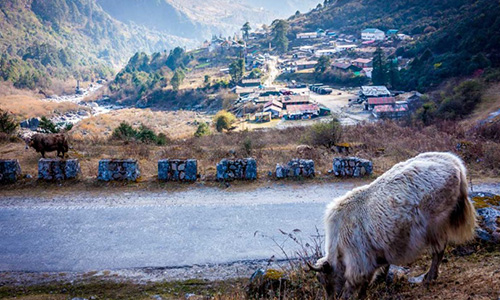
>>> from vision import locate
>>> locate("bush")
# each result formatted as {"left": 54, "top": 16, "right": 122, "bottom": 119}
{"left": 0, "top": 109, "right": 18, "bottom": 134}
{"left": 112, "top": 122, "right": 168, "bottom": 145}
{"left": 39, "top": 116, "right": 59, "bottom": 133}
{"left": 302, "top": 118, "right": 342, "bottom": 149}
{"left": 213, "top": 110, "right": 236, "bottom": 132}
{"left": 112, "top": 122, "right": 137, "bottom": 141}
{"left": 194, "top": 122, "right": 211, "bottom": 137}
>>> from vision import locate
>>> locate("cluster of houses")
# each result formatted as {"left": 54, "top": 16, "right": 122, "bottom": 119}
{"left": 259, "top": 94, "right": 331, "bottom": 121}
{"left": 232, "top": 78, "right": 331, "bottom": 121}
{"left": 357, "top": 85, "right": 422, "bottom": 119}
{"left": 281, "top": 27, "right": 413, "bottom": 77}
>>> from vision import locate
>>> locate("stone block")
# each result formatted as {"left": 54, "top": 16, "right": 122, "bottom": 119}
{"left": 276, "top": 159, "right": 315, "bottom": 178}
{"left": 0, "top": 159, "right": 21, "bottom": 183}
{"left": 98, "top": 159, "right": 140, "bottom": 182}
{"left": 158, "top": 159, "right": 197, "bottom": 182}
{"left": 38, "top": 159, "right": 80, "bottom": 180}
{"left": 217, "top": 158, "right": 257, "bottom": 181}
{"left": 333, "top": 157, "right": 372, "bottom": 178}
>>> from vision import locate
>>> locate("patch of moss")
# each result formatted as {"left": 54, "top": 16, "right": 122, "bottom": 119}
{"left": 472, "top": 195, "right": 500, "bottom": 209}
{"left": 264, "top": 269, "right": 285, "bottom": 280}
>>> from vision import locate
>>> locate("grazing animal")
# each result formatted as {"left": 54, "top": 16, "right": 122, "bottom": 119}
{"left": 25, "top": 133, "right": 69, "bottom": 158}
{"left": 310, "top": 152, "right": 476, "bottom": 299}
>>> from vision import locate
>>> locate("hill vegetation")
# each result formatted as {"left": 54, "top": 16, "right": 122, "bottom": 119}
{"left": 288, "top": 0, "right": 500, "bottom": 91}
{"left": 0, "top": 0, "right": 189, "bottom": 91}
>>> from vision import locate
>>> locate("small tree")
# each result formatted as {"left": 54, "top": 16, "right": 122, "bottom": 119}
{"left": 0, "top": 109, "right": 18, "bottom": 134}
{"left": 213, "top": 110, "right": 236, "bottom": 132}
{"left": 194, "top": 122, "right": 211, "bottom": 137}
{"left": 39, "top": 116, "right": 59, "bottom": 133}
{"left": 229, "top": 58, "right": 245, "bottom": 83}
{"left": 315, "top": 55, "right": 331, "bottom": 75}
{"left": 171, "top": 69, "right": 185, "bottom": 91}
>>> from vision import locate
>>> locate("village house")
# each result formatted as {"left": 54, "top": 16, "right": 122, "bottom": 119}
{"left": 240, "top": 78, "right": 261, "bottom": 88}
{"left": 285, "top": 104, "right": 320, "bottom": 120}
{"left": 332, "top": 62, "right": 361, "bottom": 72}
{"left": 281, "top": 95, "right": 311, "bottom": 108}
{"left": 352, "top": 58, "right": 373, "bottom": 68}
{"left": 294, "top": 60, "right": 318, "bottom": 71}
{"left": 314, "top": 49, "right": 337, "bottom": 57}
{"left": 386, "top": 29, "right": 399, "bottom": 37}
{"left": 296, "top": 32, "right": 318, "bottom": 39}
{"left": 361, "top": 28, "right": 385, "bottom": 41}
{"left": 365, "top": 96, "right": 396, "bottom": 110}
{"left": 263, "top": 100, "right": 283, "bottom": 118}
{"left": 372, "top": 103, "right": 409, "bottom": 119}
{"left": 359, "top": 85, "right": 392, "bottom": 100}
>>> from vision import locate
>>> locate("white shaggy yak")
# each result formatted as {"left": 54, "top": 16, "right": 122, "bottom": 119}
{"left": 310, "top": 152, "right": 476, "bottom": 299}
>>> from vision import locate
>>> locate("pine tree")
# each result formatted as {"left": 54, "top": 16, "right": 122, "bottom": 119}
{"left": 372, "top": 47, "right": 387, "bottom": 85}
{"left": 272, "top": 20, "right": 289, "bottom": 53}
{"left": 241, "top": 22, "right": 251, "bottom": 40}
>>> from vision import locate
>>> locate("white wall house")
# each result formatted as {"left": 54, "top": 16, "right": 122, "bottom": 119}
{"left": 361, "top": 28, "right": 385, "bottom": 41}
{"left": 297, "top": 32, "right": 318, "bottom": 39}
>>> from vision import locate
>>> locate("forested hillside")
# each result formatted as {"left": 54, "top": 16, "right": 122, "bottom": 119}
{"left": 0, "top": 0, "right": 189, "bottom": 91}
{"left": 290, "top": 0, "right": 500, "bottom": 91}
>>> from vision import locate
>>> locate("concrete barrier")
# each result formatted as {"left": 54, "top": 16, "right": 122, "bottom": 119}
{"left": 98, "top": 159, "right": 140, "bottom": 182}
{"left": 333, "top": 157, "right": 373, "bottom": 177}
{"left": 217, "top": 158, "right": 257, "bottom": 181}
{"left": 276, "top": 159, "right": 315, "bottom": 178}
{"left": 158, "top": 159, "right": 197, "bottom": 182}
{"left": 0, "top": 159, "right": 21, "bottom": 183}
{"left": 38, "top": 159, "right": 80, "bottom": 180}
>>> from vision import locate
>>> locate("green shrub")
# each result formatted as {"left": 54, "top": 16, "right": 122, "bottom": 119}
{"left": 112, "top": 122, "right": 168, "bottom": 145}
{"left": 112, "top": 122, "right": 137, "bottom": 141}
{"left": 302, "top": 118, "right": 342, "bottom": 149}
{"left": 0, "top": 109, "right": 18, "bottom": 134}
{"left": 39, "top": 116, "right": 59, "bottom": 133}
{"left": 194, "top": 122, "right": 211, "bottom": 137}
{"left": 213, "top": 110, "right": 236, "bottom": 133}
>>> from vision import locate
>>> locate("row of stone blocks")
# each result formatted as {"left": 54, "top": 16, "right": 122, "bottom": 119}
{"left": 276, "top": 159, "right": 315, "bottom": 178}
{"left": 0, "top": 157, "right": 373, "bottom": 183}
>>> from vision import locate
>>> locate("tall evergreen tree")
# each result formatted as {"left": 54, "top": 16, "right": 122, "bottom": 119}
{"left": 387, "top": 57, "right": 400, "bottom": 89}
{"left": 272, "top": 19, "right": 289, "bottom": 53}
{"left": 241, "top": 22, "right": 251, "bottom": 40}
{"left": 372, "top": 47, "right": 387, "bottom": 85}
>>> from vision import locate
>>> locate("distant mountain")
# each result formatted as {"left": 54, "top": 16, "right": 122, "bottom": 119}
{"left": 97, "top": 0, "right": 321, "bottom": 40}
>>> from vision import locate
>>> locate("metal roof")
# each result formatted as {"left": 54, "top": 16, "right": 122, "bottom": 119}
{"left": 367, "top": 97, "right": 396, "bottom": 105}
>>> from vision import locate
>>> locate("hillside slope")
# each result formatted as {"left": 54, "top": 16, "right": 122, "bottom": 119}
{"left": 0, "top": 0, "right": 190, "bottom": 91}
{"left": 289, "top": 0, "right": 500, "bottom": 91}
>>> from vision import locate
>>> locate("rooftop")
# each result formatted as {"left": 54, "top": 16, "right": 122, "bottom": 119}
{"left": 360, "top": 86, "right": 391, "bottom": 97}
{"left": 362, "top": 28, "right": 384, "bottom": 33}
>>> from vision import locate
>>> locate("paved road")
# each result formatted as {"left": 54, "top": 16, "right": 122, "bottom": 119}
{"left": 0, "top": 183, "right": 356, "bottom": 273}
{"left": 1, "top": 182, "right": 499, "bottom": 273}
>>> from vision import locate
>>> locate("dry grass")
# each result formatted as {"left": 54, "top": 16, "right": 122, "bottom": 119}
{"left": 0, "top": 95, "right": 81, "bottom": 120}
{"left": 70, "top": 108, "right": 211, "bottom": 141}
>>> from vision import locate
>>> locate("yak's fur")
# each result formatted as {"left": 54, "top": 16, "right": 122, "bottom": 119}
{"left": 26, "top": 133, "right": 69, "bottom": 158}
{"left": 313, "top": 152, "right": 476, "bottom": 299}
